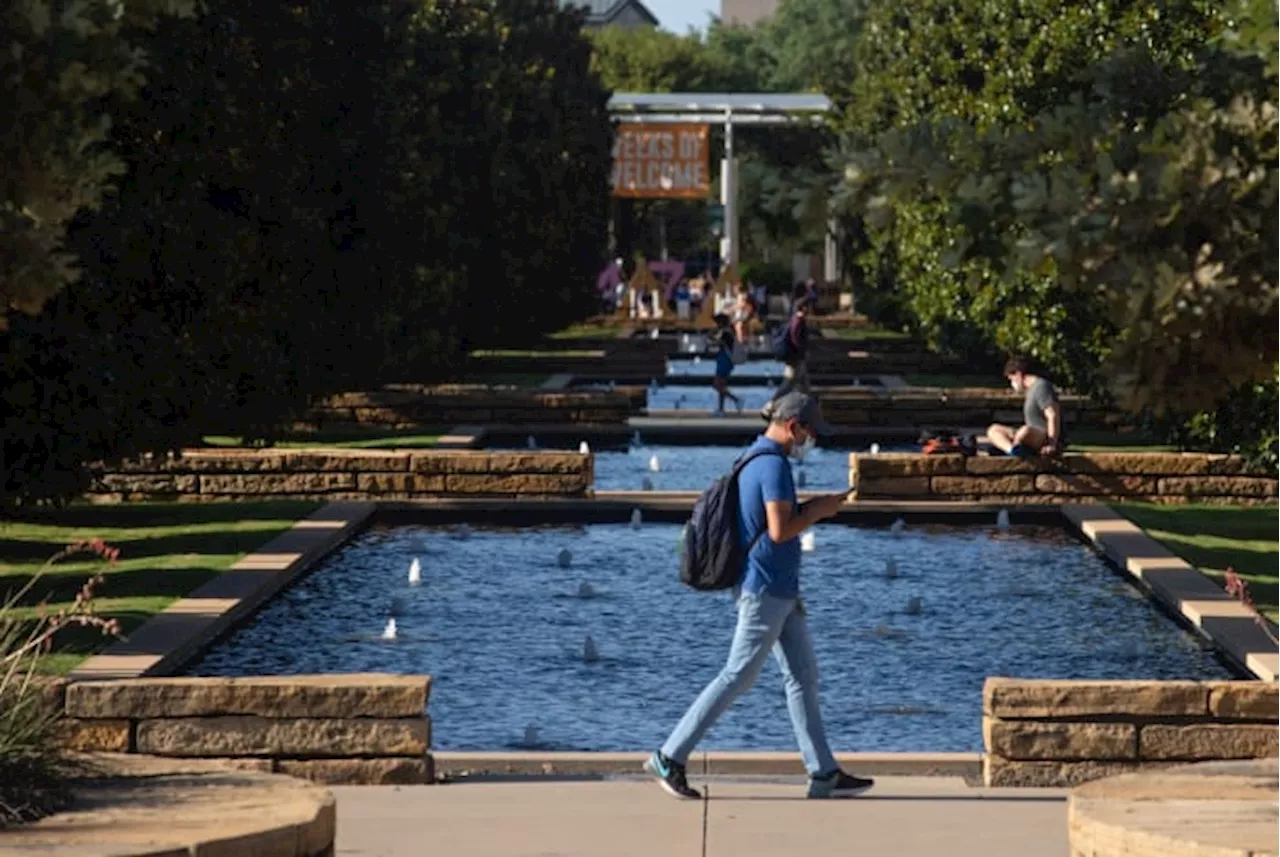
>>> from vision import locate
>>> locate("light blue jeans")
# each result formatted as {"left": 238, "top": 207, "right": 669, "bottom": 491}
{"left": 661, "top": 591, "right": 839, "bottom": 776}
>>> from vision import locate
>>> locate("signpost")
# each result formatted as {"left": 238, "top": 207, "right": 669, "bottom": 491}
{"left": 607, "top": 94, "right": 831, "bottom": 271}
{"left": 611, "top": 123, "right": 710, "bottom": 200}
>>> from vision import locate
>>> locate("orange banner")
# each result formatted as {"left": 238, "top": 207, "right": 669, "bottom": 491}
{"left": 611, "top": 124, "right": 710, "bottom": 200}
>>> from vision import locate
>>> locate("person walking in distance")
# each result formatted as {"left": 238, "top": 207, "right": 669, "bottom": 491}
{"left": 710, "top": 314, "right": 743, "bottom": 416}
{"left": 644, "top": 392, "right": 875, "bottom": 800}
{"left": 762, "top": 298, "right": 812, "bottom": 420}
{"left": 987, "top": 355, "right": 1064, "bottom": 458}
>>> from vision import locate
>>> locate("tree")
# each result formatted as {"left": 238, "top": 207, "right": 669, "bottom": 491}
{"left": 832, "top": 0, "right": 1232, "bottom": 396}
{"left": 588, "top": 26, "right": 719, "bottom": 91}
{"left": 0, "top": 0, "right": 194, "bottom": 327}
{"left": 763, "top": 0, "right": 866, "bottom": 101}
{"left": 0, "top": 0, "right": 614, "bottom": 503}
{"left": 838, "top": 1, "right": 1275, "bottom": 410}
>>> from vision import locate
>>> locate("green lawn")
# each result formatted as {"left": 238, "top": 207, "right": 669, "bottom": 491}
{"left": 822, "top": 327, "right": 914, "bottom": 342}
{"left": 548, "top": 322, "right": 629, "bottom": 340}
{"left": 1063, "top": 428, "right": 1178, "bottom": 453}
{"left": 470, "top": 349, "right": 602, "bottom": 358}
{"left": 1114, "top": 503, "right": 1279, "bottom": 621}
{"left": 0, "top": 502, "right": 318, "bottom": 673}
{"left": 204, "top": 429, "right": 445, "bottom": 449}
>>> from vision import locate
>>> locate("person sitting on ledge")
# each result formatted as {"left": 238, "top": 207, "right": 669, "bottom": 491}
{"left": 987, "top": 355, "right": 1064, "bottom": 458}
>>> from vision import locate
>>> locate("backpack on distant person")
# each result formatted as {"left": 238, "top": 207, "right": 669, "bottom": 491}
{"left": 679, "top": 449, "right": 784, "bottom": 591}
{"left": 769, "top": 317, "right": 799, "bottom": 361}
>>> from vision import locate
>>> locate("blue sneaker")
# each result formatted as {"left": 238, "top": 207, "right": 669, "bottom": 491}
{"left": 643, "top": 750, "right": 701, "bottom": 799}
{"left": 1007, "top": 444, "right": 1035, "bottom": 459}
{"left": 807, "top": 770, "right": 874, "bottom": 799}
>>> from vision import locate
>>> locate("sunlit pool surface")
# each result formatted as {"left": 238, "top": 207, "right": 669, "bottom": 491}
{"left": 187, "top": 522, "right": 1233, "bottom": 752}
{"left": 666, "top": 358, "right": 788, "bottom": 378}
{"left": 593, "top": 443, "right": 857, "bottom": 492}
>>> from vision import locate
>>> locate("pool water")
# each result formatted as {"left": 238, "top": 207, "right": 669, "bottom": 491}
{"left": 666, "top": 358, "right": 788, "bottom": 378}
{"left": 594, "top": 443, "right": 855, "bottom": 493}
{"left": 186, "top": 522, "right": 1233, "bottom": 752}
{"left": 646, "top": 385, "right": 776, "bottom": 413}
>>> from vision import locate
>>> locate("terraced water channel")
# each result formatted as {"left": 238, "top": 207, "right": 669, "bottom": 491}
{"left": 187, "top": 520, "right": 1235, "bottom": 752}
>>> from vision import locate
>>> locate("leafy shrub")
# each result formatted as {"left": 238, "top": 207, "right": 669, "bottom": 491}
{"left": 1166, "top": 380, "right": 1279, "bottom": 473}
{"left": 0, "top": 540, "right": 120, "bottom": 828}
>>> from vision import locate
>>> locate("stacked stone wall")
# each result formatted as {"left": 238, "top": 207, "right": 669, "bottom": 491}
{"left": 850, "top": 452, "right": 1276, "bottom": 504}
{"left": 56, "top": 675, "right": 435, "bottom": 785}
{"left": 90, "top": 449, "right": 592, "bottom": 503}
{"left": 465, "top": 348, "right": 666, "bottom": 379}
{"left": 983, "top": 678, "right": 1279, "bottom": 787}
{"left": 304, "top": 385, "right": 631, "bottom": 429}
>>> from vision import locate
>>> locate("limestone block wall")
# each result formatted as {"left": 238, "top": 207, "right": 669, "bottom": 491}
{"left": 983, "top": 678, "right": 1279, "bottom": 787}
{"left": 850, "top": 452, "right": 1277, "bottom": 504}
{"left": 56, "top": 675, "right": 435, "bottom": 785}
{"left": 465, "top": 348, "right": 666, "bottom": 379}
{"left": 822, "top": 389, "right": 1123, "bottom": 430}
{"left": 304, "top": 385, "right": 631, "bottom": 430}
{"left": 90, "top": 449, "right": 592, "bottom": 503}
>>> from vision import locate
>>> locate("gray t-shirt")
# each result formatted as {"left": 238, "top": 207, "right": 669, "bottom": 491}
{"left": 1023, "top": 378, "right": 1059, "bottom": 431}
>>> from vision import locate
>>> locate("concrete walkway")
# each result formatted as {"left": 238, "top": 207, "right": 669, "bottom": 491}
{"left": 334, "top": 776, "right": 1068, "bottom": 857}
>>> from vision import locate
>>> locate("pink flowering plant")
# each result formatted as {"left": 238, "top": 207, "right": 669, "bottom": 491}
{"left": 1222, "top": 566, "right": 1280, "bottom": 648}
{"left": 0, "top": 539, "right": 122, "bottom": 828}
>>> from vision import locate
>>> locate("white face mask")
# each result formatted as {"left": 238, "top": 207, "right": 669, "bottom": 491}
{"left": 790, "top": 433, "right": 816, "bottom": 461}
{"left": 1009, "top": 377, "right": 1023, "bottom": 393}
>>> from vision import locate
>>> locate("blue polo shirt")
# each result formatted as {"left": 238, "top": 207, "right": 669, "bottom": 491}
{"left": 736, "top": 436, "right": 801, "bottom": 598}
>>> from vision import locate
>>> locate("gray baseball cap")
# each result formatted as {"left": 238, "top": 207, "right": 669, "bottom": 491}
{"left": 769, "top": 392, "right": 834, "bottom": 435}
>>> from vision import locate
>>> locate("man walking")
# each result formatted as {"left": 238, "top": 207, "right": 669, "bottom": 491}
{"left": 987, "top": 355, "right": 1063, "bottom": 457}
{"left": 644, "top": 392, "right": 874, "bottom": 800}
{"left": 762, "top": 298, "right": 812, "bottom": 420}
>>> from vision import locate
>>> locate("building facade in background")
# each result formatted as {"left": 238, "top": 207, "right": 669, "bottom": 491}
{"left": 721, "top": 0, "right": 779, "bottom": 26}
{"left": 560, "top": 0, "right": 659, "bottom": 29}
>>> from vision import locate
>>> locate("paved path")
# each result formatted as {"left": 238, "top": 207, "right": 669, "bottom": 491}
{"left": 334, "top": 776, "right": 1068, "bottom": 857}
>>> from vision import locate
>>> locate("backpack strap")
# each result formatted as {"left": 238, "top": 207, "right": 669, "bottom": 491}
{"left": 732, "top": 448, "right": 787, "bottom": 557}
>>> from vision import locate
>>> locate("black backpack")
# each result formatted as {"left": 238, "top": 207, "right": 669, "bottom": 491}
{"left": 769, "top": 318, "right": 798, "bottom": 361}
{"left": 679, "top": 448, "right": 784, "bottom": 591}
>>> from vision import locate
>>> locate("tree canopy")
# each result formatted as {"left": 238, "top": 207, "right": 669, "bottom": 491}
{"left": 1, "top": 0, "right": 613, "bottom": 503}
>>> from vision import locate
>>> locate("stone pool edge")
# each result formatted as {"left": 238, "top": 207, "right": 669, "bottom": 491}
{"left": 1062, "top": 504, "right": 1278, "bottom": 682}
{"left": 433, "top": 751, "right": 981, "bottom": 780}
{"left": 69, "top": 501, "right": 377, "bottom": 681}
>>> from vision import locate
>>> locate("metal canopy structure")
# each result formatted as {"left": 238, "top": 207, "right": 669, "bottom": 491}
{"left": 607, "top": 93, "right": 833, "bottom": 268}
{"left": 608, "top": 92, "right": 832, "bottom": 125}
